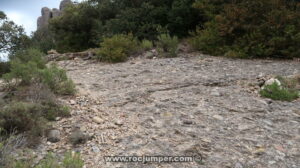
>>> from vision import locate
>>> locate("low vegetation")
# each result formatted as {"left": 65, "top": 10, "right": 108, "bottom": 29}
{"left": 0, "top": 48, "right": 76, "bottom": 165}
{"left": 96, "top": 34, "right": 139, "bottom": 63}
{"left": 260, "top": 83, "right": 299, "bottom": 101}
{"left": 2, "top": 151, "right": 84, "bottom": 168}
{"left": 140, "top": 39, "right": 154, "bottom": 51}
{"left": 260, "top": 76, "right": 300, "bottom": 101}
{"left": 156, "top": 33, "right": 179, "bottom": 58}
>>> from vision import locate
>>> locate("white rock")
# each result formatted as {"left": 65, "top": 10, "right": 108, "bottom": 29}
{"left": 70, "top": 100, "right": 76, "bottom": 105}
{"left": 213, "top": 115, "right": 224, "bottom": 120}
{"left": 262, "top": 78, "right": 281, "bottom": 89}
{"left": 93, "top": 116, "right": 104, "bottom": 124}
{"left": 92, "top": 146, "right": 100, "bottom": 153}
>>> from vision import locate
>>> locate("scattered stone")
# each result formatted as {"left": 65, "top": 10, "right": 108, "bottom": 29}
{"left": 114, "top": 120, "right": 124, "bottom": 126}
{"left": 92, "top": 146, "right": 100, "bottom": 153}
{"left": 262, "top": 78, "right": 281, "bottom": 89}
{"left": 182, "top": 120, "right": 193, "bottom": 125}
{"left": 92, "top": 116, "right": 104, "bottom": 124}
{"left": 43, "top": 54, "right": 300, "bottom": 168}
{"left": 69, "top": 100, "right": 76, "bottom": 105}
{"left": 47, "top": 129, "right": 61, "bottom": 143}
{"left": 213, "top": 115, "right": 224, "bottom": 120}
{"left": 211, "top": 88, "right": 221, "bottom": 96}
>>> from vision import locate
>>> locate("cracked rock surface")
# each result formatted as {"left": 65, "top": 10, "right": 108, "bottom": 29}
{"left": 41, "top": 54, "right": 300, "bottom": 168}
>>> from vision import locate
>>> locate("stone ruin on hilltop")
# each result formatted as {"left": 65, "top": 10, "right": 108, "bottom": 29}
{"left": 37, "top": 0, "right": 73, "bottom": 29}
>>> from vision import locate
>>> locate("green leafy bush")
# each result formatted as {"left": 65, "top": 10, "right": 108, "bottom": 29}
{"left": 3, "top": 60, "right": 39, "bottom": 85}
{"left": 35, "top": 153, "right": 61, "bottom": 168}
{"left": 260, "top": 82, "right": 299, "bottom": 101}
{"left": 0, "top": 101, "right": 70, "bottom": 136}
{"left": 3, "top": 53, "right": 75, "bottom": 95}
{"left": 141, "top": 39, "right": 153, "bottom": 51}
{"left": 62, "top": 152, "right": 84, "bottom": 168}
{"left": 10, "top": 48, "right": 46, "bottom": 69}
{"left": 156, "top": 33, "right": 179, "bottom": 58}
{"left": 96, "top": 34, "right": 139, "bottom": 63}
{"left": 190, "top": 0, "right": 300, "bottom": 58}
{"left": 40, "top": 65, "right": 75, "bottom": 95}
{"left": 49, "top": 0, "right": 201, "bottom": 52}
{"left": 0, "top": 102, "right": 47, "bottom": 145}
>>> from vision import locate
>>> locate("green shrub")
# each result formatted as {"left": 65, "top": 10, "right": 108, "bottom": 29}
{"left": 62, "top": 152, "right": 84, "bottom": 168}
{"left": 141, "top": 39, "right": 153, "bottom": 51}
{"left": 0, "top": 100, "right": 70, "bottom": 145}
{"left": 40, "top": 65, "right": 76, "bottom": 95}
{"left": 35, "top": 153, "right": 61, "bottom": 168}
{"left": 260, "top": 82, "right": 299, "bottom": 101}
{"left": 0, "top": 102, "right": 47, "bottom": 141}
{"left": 3, "top": 49, "right": 75, "bottom": 95}
{"left": 4, "top": 151, "right": 84, "bottom": 168}
{"left": 10, "top": 48, "right": 46, "bottom": 69}
{"left": 0, "top": 133, "right": 27, "bottom": 168}
{"left": 41, "top": 101, "right": 70, "bottom": 121}
{"left": 2, "top": 60, "right": 39, "bottom": 85}
{"left": 156, "top": 33, "right": 179, "bottom": 58}
{"left": 188, "top": 26, "right": 225, "bottom": 56}
{"left": 96, "top": 34, "right": 139, "bottom": 63}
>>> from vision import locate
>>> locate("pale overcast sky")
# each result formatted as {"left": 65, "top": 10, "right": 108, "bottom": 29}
{"left": 0, "top": 0, "right": 83, "bottom": 35}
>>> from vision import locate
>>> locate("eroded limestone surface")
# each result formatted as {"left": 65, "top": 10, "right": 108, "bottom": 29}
{"left": 41, "top": 55, "right": 299, "bottom": 168}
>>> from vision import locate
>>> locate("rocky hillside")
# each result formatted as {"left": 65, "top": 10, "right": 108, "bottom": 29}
{"left": 32, "top": 53, "right": 300, "bottom": 168}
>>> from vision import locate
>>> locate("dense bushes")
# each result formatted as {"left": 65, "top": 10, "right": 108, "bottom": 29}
{"left": 3, "top": 49, "right": 75, "bottom": 94}
{"left": 96, "top": 34, "right": 139, "bottom": 63}
{"left": 190, "top": 0, "right": 300, "bottom": 58}
{"left": 40, "top": 65, "right": 75, "bottom": 95}
{"left": 49, "top": 0, "right": 201, "bottom": 52}
{"left": 0, "top": 48, "right": 74, "bottom": 148}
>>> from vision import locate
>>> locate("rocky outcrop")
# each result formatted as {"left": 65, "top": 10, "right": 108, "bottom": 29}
{"left": 38, "top": 54, "right": 300, "bottom": 168}
{"left": 37, "top": 0, "right": 73, "bottom": 29}
{"left": 60, "top": 0, "right": 72, "bottom": 11}
{"left": 52, "top": 8, "right": 61, "bottom": 18}
{"left": 47, "top": 50, "right": 96, "bottom": 61}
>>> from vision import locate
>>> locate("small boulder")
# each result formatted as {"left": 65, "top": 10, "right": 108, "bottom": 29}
{"left": 93, "top": 116, "right": 104, "bottom": 124}
{"left": 69, "top": 129, "right": 89, "bottom": 145}
{"left": 47, "top": 129, "right": 61, "bottom": 143}
{"left": 114, "top": 119, "right": 124, "bottom": 126}
{"left": 262, "top": 78, "right": 281, "bottom": 89}
{"left": 213, "top": 115, "right": 224, "bottom": 120}
{"left": 92, "top": 146, "right": 100, "bottom": 153}
{"left": 69, "top": 100, "right": 76, "bottom": 105}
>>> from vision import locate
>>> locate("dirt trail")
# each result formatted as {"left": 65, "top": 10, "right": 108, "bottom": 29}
{"left": 42, "top": 54, "right": 300, "bottom": 168}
